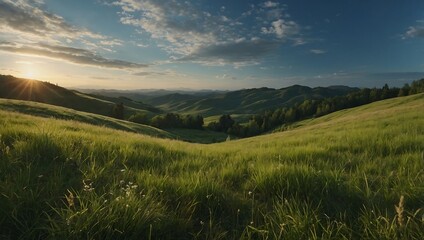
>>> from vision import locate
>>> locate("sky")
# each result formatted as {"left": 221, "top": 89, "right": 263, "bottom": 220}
{"left": 0, "top": 0, "right": 424, "bottom": 90}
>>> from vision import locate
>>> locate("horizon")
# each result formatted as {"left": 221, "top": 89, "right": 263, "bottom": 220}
{"left": 6, "top": 73, "right": 422, "bottom": 92}
{"left": 1, "top": 0, "right": 424, "bottom": 90}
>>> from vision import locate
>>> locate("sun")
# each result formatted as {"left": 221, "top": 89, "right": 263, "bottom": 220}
{"left": 23, "top": 71, "right": 35, "bottom": 79}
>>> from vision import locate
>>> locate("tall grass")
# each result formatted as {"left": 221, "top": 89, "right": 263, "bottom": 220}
{"left": 0, "top": 94, "right": 423, "bottom": 239}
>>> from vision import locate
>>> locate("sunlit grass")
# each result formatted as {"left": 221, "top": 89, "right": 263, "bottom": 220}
{"left": 0, "top": 94, "right": 423, "bottom": 239}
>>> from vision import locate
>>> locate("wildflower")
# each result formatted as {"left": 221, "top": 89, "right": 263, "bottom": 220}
{"left": 248, "top": 191, "right": 253, "bottom": 196}
{"left": 120, "top": 180, "right": 125, "bottom": 185}
{"left": 65, "top": 190, "right": 75, "bottom": 207}
{"left": 83, "top": 179, "right": 94, "bottom": 192}
{"left": 38, "top": 175, "right": 44, "bottom": 178}
{"left": 200, "top": 220, "right": 204, "bottom": 225}
{"left": 120, "top": 169, "right": 126, "bottom": 172}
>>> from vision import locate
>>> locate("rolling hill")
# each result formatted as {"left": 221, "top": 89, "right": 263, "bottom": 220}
{"left": 1, "top": 94, "right": 423, "bottom": 239}
{"left": 1, "top": 75, "right": 357, "bottom": 123}
{"left": 0, "top": 98, "right": 228, "bottom": 143}
{"left": 85, "top": 85, "right": 358, "bottom": 119}
{"left": 0, "top": 75, "right": 160, "bottom": 119}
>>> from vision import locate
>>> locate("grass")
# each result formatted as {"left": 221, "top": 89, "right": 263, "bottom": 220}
{"left": 204, "top": 114, "right": 252, "bottom": 125}
{"left": 0, "top": 98, "right": 173, "bottom": 139}
{"left": 167, "top": 128, "right": 229, "bottom": 144}
{"left": 0, "top": 75, "right": 158, "bottom": 119}
{"left": 0, "top": 94, "right": 423, "bottom": 239}
{"left": 0, "top": 98, "right": 227, "bottom": 144}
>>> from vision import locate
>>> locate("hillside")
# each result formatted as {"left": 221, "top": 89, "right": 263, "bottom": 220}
{"left": 0, "top": 75, "right": 160, "bottom": 118}
{"left": 86, "top": 85, "right": 357, "bottom": 119}
{"left": 1, "top": 94, "right": 423, "bottom": 239}
{"left": 0, "top": 98, "right": 227, "bottom": 144}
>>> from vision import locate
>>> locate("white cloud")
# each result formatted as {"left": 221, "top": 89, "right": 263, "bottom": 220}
{"left": 0, "top": 0, "right": 143, "bottom": 70}
{"left": 178, "top": 39, "right": 279, "bottom": 66}
{"left": 100, "top": 39, "right": 123, "bottom": 47}
{"left": 0, "top": 0, "right": 107, "bottom": 42}
{"left": 261, "top": 19, "right": 298, "bottom": 39}
{"left": 111, "top": 0, "right": 303, "bottom": 66}
{"left": 310, "top": 49, "right": 326, "bottom": 54}
{"left": 403, "top": 24, "right": 424, "bottom": 39}
{"left": 263, "top": 1, "right": 279, "bottom": 8}
{"left": 0, "top": 41, "right": 148, "bottom": 69}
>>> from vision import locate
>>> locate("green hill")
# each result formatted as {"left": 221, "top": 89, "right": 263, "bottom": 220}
{"left": 83, "top": 85, "right": 357, "bottom": 119}
{"left": 1, "top": 94, "right": 423, "bottom": 239}
{"left": 141, "top": 85, "right": 357, "bottom": 118}
{"left": 0, "top": 98, "right": 227, "bottom": 144}
{"left": 0, "top": 75, "right": 160, "bottom": 119}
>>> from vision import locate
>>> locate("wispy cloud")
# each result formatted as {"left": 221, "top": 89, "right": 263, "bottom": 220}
{"left": 0, "top": 0, "right": 144, "bottom": 70}
{"left": 310, "top": 49, "right": 326, "bottom": 54}
{"left": 110, "top": 0, "right": 303, "bottom": 66}
{"left": 403, "top": 21, "right": 424, "bottom": 39}
{"left": 262, "top": 1, "right": 280, "bottom": 8}
{"left": 261, "top": 19, "right": 299, "bottom": 39}
{"left": 178, "top": 39, "right": 280, "bottom": 66}
{"left": 0, "top": 41, "right": 147, "bottom": 69}
{"left": 0, "top": 0, "right": 105, "bottom": 41}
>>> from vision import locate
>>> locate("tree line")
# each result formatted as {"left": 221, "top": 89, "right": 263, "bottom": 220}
{"left": 208, "top": 79, "right": 424, "bottom": 138}
{"left": 112, "top": 107, "right": 204, "bottom": 130}
{"left": 112, "top": 78, "right": 424, "bottom": 137}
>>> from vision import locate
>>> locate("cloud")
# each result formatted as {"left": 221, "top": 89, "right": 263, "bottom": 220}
{"left": 0, "top": 42, "right": 147, "bottom": 69}
{"left": 0, "top": 0, "right": 105, "bottom": 40}
{"left": 111, "top": 0, "right": 302, "bottom": 66}
{"left": 261, "top": 19, "right": 298, "bottom": 39}
{"left": 310, "top": 49, "right": 326, "bottom": 54}
{"left": 403, "top": 24, "right": 424, "bottom": 39}
{"left": 132, "top": 71, "right": 166, "bottom": 76}
{"left": 215, "top": 74, "right": 237, "bottom": 80}
{"left": 263, "top": 1, "right": 279, "bottom": 8}
{"left": 177, "top": 39, "right": 280, "bottom": 66}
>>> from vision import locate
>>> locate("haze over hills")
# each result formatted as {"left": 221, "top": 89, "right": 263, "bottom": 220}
{"left": 0, "top": 75, "right": 160, "bottom": 119}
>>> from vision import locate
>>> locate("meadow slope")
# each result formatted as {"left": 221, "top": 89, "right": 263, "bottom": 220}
{"left": 0, "top": 75, "right": 159, "bottom": 119}
{"left": 0, "top": 99, "right": 228, "bottom": 144}
{"left": 0, "top": 94, "right": 423, "bottom": 239}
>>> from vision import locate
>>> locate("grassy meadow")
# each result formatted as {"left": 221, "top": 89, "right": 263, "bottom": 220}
{"left": 0, "top": 94, "right": 423, "bottom": 239}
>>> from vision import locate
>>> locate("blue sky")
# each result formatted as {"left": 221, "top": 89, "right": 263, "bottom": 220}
{"left": 0, "top": 0, "right": 423, "bottom": 89}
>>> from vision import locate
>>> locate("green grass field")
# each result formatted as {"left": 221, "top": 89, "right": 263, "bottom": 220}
{"left": 0, "top": 94, "right": 423, "bottom": 239}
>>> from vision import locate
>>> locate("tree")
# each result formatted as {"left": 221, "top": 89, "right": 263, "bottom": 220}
{"left": 112, "top": 102, "right": 124, "bottom": 119}
{"left": 128, "top": 112, "right": 149, "bottom": 124}
{"left": 398, "top": 84, "right": 410, "bottom": 97}
{"left": 218, "top": 114, "right": 235, "bottom": 132}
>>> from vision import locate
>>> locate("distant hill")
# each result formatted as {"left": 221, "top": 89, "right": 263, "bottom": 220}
{"left": 144, "top": 85, "right": 358, "bottom": 117}
{"left": 77, "top": 88, "right": 226, "bottom": 102}
{"left": 0, "top": 75, "right": 160, "bottom": 118}
{"left": 82, "top": 85, "right": 358, "bottom": 119}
